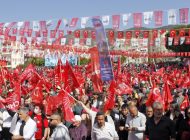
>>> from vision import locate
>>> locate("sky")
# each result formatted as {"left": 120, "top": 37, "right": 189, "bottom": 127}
{"left": 0, "top": 0, "right": 190, "bottom": 28}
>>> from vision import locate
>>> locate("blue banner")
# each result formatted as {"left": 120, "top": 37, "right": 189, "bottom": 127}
{"left": 92, "top": 18, "right": 114, "bottom": 81}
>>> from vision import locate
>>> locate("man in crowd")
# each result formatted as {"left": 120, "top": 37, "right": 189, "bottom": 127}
{"left": 144, "top": 101, "right": 176, "bottom": 140}
{"left": 12, "top": 107, "right": 37, "bottom": 140}
{"left": 125, "top": 105, "right": 146, "bottom": 140}
{"left": 49, "top": 113, "right": 71, "bottom": 140}
{"left": 145, "top": 106, "right": 153, "bottom": 118}
{"left": 91, "top": 112, "right": 119, "bottom": 140}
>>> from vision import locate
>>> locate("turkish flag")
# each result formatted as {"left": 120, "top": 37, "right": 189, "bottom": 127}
{"left": 152, "top": 30, "right": 158, "bottom": 38}
{"left": 170, "top": 29, "right": 176, "bottom": 37}
{"left": 179, "top": 29, "right": 185, "bottom": 37}
{"left": 31, "top": 82, "right": 43, "bottom": 104}
{"left": 126, "top": 31, "right": 132, "bottom": 39}
{"left": 108, "top": 30, "right": 114, "bottom": 39}
{"left": 143, "top": 31, "right": 149, "bottom": 38}
{"left": 74, "top": 30, "right": 80, "bottom": 38}
{"left": 83, "top": 30, "right": 88, "bottom": 38}
{"left": 163, "top": 82, "right": 173, "bottom": 109}
{"left": 134, "top": 30, "right": 140, "bottom": 38}
{"left": 117, "top": 31, "right": 124, "bottom": 39}
{"left": 146, "top": 87, "right": 163, "bottom": 106}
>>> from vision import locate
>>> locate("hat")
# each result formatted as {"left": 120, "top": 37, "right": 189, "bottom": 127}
{"left": 74, "top": 115, "right": 82, "bottom": 122}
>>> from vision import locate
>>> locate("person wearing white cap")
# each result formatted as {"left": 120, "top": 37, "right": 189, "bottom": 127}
{"left": 69, "top": 115, "right": 88, "bottom": 140}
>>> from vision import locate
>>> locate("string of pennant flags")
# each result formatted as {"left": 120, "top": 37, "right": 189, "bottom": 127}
{"left": 0, "top": 7, "right": 190, "bottom": 62}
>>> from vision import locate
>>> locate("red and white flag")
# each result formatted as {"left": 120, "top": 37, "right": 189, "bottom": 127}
{"left": 33, "top": 21, "right": 40, "bottom": 31}
{"left": 143, "top": 11, "right": 153, "bottom": 25}
{"left": 58, "top": 30, "right": 64, "bottom": 38}
{"left": 122, "top": 13, "right": 131, "bottom": 26}
{"left": 154, "top": 11, "right": 163, "bottom": 26}
{"left": 69, "top": 18, "right": 78, "bottom": 28}
{"left": 112, "top": 15, "right": 120, "bottom": 30}
{"left": 133, "top": 13, "right": 142, "bottom": 28}
{"left": 81, "top": 17, "right": 89, "bottom": 28}
{"left": 4, "top": 22, "right": 17, "bottom": 36}
{"left": 54, "top": 19, "right": 62, "bottom": 34}
{"left": 168, "top": 9, "right": 177, "bottom": 25}
{"left": 102, "top": 15, "right": 110, "bottom": 26}
{"left": 40, "top": 21, "right": 47, "bottom": 32}
{"left": 179, "top": 8, "right": 189, "bottom": 24}
{"left": 23, "top": 21, "right": 30, "bottom": 32}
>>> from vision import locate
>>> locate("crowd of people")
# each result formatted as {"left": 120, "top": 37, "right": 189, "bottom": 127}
{"left": 0, "top": 60, "right": 190, "bottom": 140}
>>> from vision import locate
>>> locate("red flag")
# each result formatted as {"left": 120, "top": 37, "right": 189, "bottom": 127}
{"left": 115, "top": 82, "right": 133, "bottom": 95}
{"left": 170, "top": 29, "right": 176, "bottom": 37}
{"left": 104, "top": 81, "right": 116, "bottom": 112}
{"left": 143, "top": 31, "right": 149, "bottom": 38}
{"left": 74, "top": 30, "right": 80, "bottom": 38}
{"left": 112, "top": 15, "right": 120, "bottom": 30}
{"left": 58, "top": 30, "right": 64, "bottom": 38}
{"left": 185, "top": 36, "right": 190, "bottom": 44}
{"left": 54, "top": 19, "right": 62, "bottom": 34}
{"left": 152, "top": 30, "right": 158, "bottom": 38}
{"left": 134, "top": 30, "right": 140, "bottom": 38}
{"left": 35, "top": 31, "right": 41, "bottom": 37}
{"left": 61, "top": 90, "right": 75, "bottom": 122}
{"left": 12, "top": 28, "right": 17, "bottom": 35}
{"left": 30, "top": 82, "right": 43, "bottom": 104}
{"left": 116, "top": 57, "right": 121, "bottom": 77}
{"left": 23, "top": 21, "right": 30, "bottom": 33}
{"left": 109, "top": 30, "right": 114, "bottom": 39}
{"left": 154, "top": 11, "right": 163, "bottom": 26}
{"left": 179, "top": 29, "right": 185, "bottom": 37}
{"left": 54, "top": 59, "right": 64, "bottom": 88}
{"left": 4, "top": 22, "right": 17, "bottom": 36}
{"left": 19, "top": 28, "right": 24, "bottom": 36}
{"left": 64, "top": 61, "right": 80, "bottom": 92}
{"left": 179, "top": 8, "right": 189, "bottom": 24}
{"left": 146, "top": 87, "right": 163, "bottom": 106}
{"left": 126, "top": 31, "right": 132, "bottom": 39}
{"left": 133, "top": 13, "right": 142, "bottom": 28}
{"left": 69, "top": 18, "right": 78, "bottom": 28}
{"left": 5, "top": 82, "right": 21, "bottom": 111}
{"left": 0, "top": 23, "right": 4, "bottom": 35}
{"left": 174, "top": 37, "right": 179, "bottom": 46}
{"left": 27, "top": 29, "right": 33, "bottom": 37}
{"left": 117, "top": 31, "right": 124, "bottom": 39}
{"left": 89, "top": 47, "right": 102, "bottom": 92}
{"left": 50, "top": 30, "right": 56, "bottom": 38}
{"left": 83, "top": 30, "right": 88, "bottom": 38}
{"left": 20, "top": 64, "right": 35, "bottom": 83}
{"left": 180, "top": 94, "right": 190, "bottom": 110}
{"left": 40, "top": 21, "right": 47, "bottom": 32}
{"left": 163, "top": 82, "right": 173, "bottom": 109}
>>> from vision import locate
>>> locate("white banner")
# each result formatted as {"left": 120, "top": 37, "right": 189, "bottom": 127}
{"left": 17, "top": 22, "right": 24, "bottom": 30}
{"left": 155, "top": 38, "right": 161, "bottom": 47}
{"left": 81, "top": 17, "right": 89, "bottom": 28}
{"left": 122, "top": 13, "right": 131, "bottom": 26}
{"left": 142, "top": 38, "right": 148, "bottom": 46}
{"left": 168, "top": 37, "right": 173, "bottom": 46}
{"left": 74, "top": 38, "right": 80, "bottom": 46}
{"left": 180, "top": 37, "right": 185, "bottom": 45}
{"left": 33, "top": 21, "right": 40, "bottom": 31}
{"left": 168, "top": 9, "right": 177, "bottom": 25}
{"left": 86, "top": 38, "right": 92, "bottom": 46}
{"left": 48, "top": 38, "right": 53, "bottom": 45}
{"left": 61, "top": 38, "right": 66, "bottom": 45}
{"left": 102, "top": 15, "right": 110, "bottom": 26}
{"left": 131, "top": 38, "right": 138, "bottom": 47}
{"left": 27, "top": 37, "right": 32, "bottom": 45}
{"left": 143, "top": 11, "right": 153, "bottom": 25}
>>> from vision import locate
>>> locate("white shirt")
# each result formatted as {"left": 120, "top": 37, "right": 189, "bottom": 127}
{"left": 92, "top": 122, "right": 119, "bottom": 140}
{"left": 125, "top": 112, "right": 146, "bottom": 140}
{"left": 3, "top": 110, "right": 12, "bottom": 128}
{"left": 13, "top": 117, "right": 37, "bottom": 140}
{"left": 50, "top": 123, "right": 71, "bottom": 140}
